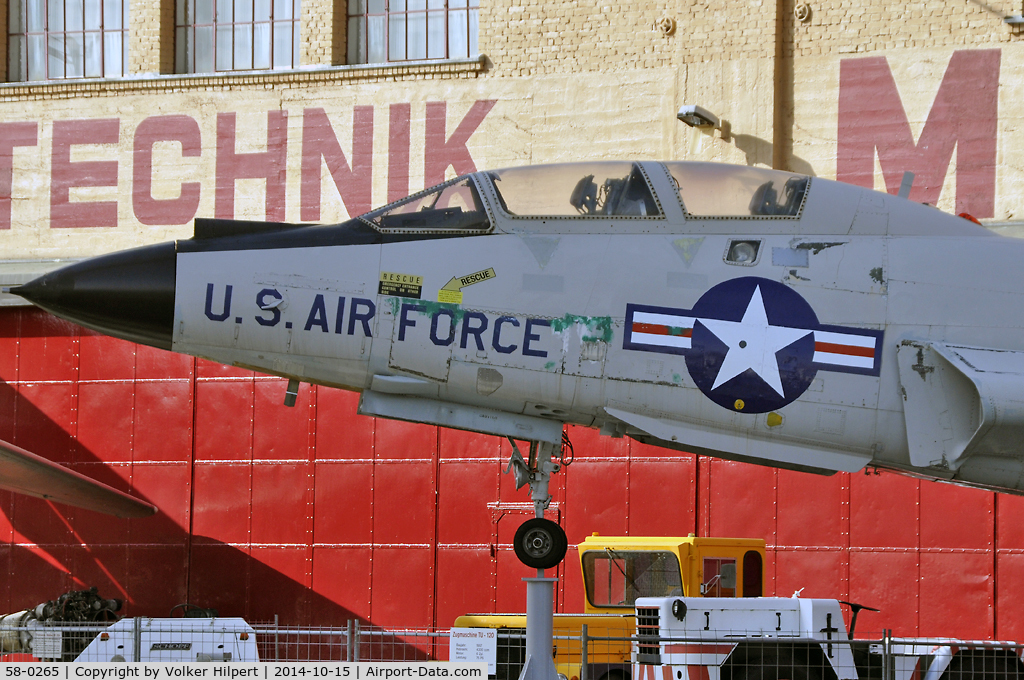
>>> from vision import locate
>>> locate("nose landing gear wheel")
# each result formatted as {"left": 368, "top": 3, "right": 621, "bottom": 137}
{"left": 514, "top": 517, "right": 568, "bottom": 569}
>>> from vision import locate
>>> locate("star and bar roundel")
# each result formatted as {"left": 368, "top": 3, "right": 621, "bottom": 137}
{"left": 623, "top": 277, "right": 883, "bottom": 414}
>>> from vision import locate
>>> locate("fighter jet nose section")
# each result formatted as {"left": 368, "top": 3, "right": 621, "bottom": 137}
{"left": 14, "top": 241, "right": 176, "bottom": 350}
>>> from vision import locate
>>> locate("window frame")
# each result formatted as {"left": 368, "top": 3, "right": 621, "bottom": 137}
{"left": 8, "top": 0, "right": 130, "bottom": 81}
{"left": 358, "top": 174, "right": 494, "bottom": 236}
{"left": 174, "top": 0, "right": 302, "bottom": 74}
{"left": 701, "top": 557, "right": 737, "bottom": 598}
{"left": 347, "top": 0, "right": 479, "bottom": 65}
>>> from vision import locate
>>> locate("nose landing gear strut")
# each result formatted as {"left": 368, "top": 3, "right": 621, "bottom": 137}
{"left": 504, "top": 437, "right": 570, "bottom": 680}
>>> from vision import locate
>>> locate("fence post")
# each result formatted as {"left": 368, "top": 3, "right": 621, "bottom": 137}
{"left": 274, "top": 614, "right": 280, "bottom": 662}
{"left": 347, "top": 621, "right": 354, "bottom": 661}
{"left": 580, "top": 624, "right": 588, "bottom": 680}
{"left": 132, "top": 618, "right": 141, "bottom": 663}
{"left": 882, "top": 629, "right": 891, "bottom": 680}
{"left": 353, "top": 620, "right": 361, "bottom": 662}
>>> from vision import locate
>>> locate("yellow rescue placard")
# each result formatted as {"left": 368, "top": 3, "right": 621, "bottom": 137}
{"left": 439, "top": 268, "right": 496, "bottom": 304}
{"left": 379, "top": 271, "right": 424, "bottom": 299}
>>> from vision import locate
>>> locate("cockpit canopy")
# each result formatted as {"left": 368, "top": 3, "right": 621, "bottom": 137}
{"left": 490, "top": 162, "right": 661, "bottom": 217}
{"left": 664, "top": 162, "right": 808, "bottom": 218}
{"left": 357, "top": 161, "right": 811, "bottom": 234}
{"left": 361, "top": 176, "right": 490, "bottom": 234}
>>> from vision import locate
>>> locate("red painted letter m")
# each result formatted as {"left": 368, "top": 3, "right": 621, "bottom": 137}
{"left": 838, "top": 50, "right": 999, "bottom": 218}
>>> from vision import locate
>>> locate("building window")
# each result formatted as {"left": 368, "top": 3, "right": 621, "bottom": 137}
{"left": 8, "top": 0, "right": 129, "bottom": 81}
{"left": 175, "top": 0, "right": 300, "bottom": 73}
{"left": 347, "top": 0, "right": 478, "bottom": 64}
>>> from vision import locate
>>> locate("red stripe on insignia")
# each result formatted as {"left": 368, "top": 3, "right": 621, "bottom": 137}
{"left": 633, "top": 323, "right": 692, "bottom": 337}
{"left": 815, "top": 341, "right": 875, "bottom": 358}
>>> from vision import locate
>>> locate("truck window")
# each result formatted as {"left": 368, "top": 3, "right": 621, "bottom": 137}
{"left": 743, "top": 550, "right": 763, "bottom": 597}
{"left": 582, "top": 550, "right": 682, "bottom": 608}
{"left": 702, "top": 557, "right": 737, "bottom": 597}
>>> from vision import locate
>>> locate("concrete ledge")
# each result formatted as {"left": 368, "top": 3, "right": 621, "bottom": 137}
{"left": 0, "top": 56, "right": 488, "bottom": 101}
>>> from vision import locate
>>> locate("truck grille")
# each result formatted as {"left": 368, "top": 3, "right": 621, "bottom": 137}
{"left": 636, "top": 606, "right": 661, "bottom": 665}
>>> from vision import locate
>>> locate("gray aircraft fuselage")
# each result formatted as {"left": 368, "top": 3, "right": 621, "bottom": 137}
{"left": 16, "top": 161, "right": 1024, "bottom": 494}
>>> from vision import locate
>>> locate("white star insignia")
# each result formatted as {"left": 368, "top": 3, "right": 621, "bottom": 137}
{"left": 697, "top": 285, "right": 812, "bottom": 398}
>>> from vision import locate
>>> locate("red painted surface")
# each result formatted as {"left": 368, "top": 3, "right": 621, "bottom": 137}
{"left": 50, "top": 119, "right": 120, "bottom": 228}
{"left": 0, "top": 307, "right": 1019, "bottom": 641}
{"left": 133, "top": 115, "right": 203, "bottom": 226}
{"left": 215, "top": 111, "right": 289, "bottom": 221}
{"left": 387, "top": 103, "right": 412, "bottom": 203}
{"left": 423, "top": 100, "right": 497, "bottom": 187}
{"left": 837, "top": 49, "right": 1000, "bottom": 217}
{"left": 301, "top": 106, "right": 374, "bottom": 221}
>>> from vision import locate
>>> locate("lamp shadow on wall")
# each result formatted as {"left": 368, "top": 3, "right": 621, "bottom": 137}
{"left": 966, "top": 0, "right": 1009, "bottom": 18}
{"left": 715, "top": 121, "right": 817, "bottom": 176}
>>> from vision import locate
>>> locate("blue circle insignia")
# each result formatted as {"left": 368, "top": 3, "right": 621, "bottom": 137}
{"left": 684, "top": 277, "right": 819, "bottom": 414}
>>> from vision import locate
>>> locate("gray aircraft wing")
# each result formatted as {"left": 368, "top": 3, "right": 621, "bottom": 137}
{"left": 0, "top": 438, "right": 157, "bottom": 518}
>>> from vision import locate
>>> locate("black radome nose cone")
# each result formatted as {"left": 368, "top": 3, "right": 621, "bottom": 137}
{"left": 14, "top": 241, "right": 176, "bottom": 350}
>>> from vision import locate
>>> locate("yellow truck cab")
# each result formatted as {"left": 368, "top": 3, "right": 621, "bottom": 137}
{"left": 453, "top": 534, "right": 766, "bottom": 680}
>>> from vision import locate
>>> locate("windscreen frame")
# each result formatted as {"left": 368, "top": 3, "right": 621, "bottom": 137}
{"left": 357, "top": 174, "right": 495, "bottom": 235}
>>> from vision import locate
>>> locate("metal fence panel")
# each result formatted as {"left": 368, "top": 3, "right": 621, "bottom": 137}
{"left": 1, "top": 617, "right": 1023, "bottom": 680}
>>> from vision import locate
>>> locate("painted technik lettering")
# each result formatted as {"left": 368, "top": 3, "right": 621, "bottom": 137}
{"left": 0, "top": 100, "right": 496, "bottom": 230}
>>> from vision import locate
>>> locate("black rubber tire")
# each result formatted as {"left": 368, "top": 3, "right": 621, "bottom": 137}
{"left": 513, "top": 518, "right": 568, "bottom": 569}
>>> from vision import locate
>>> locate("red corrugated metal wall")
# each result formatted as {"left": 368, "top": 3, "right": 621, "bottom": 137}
{"left": 1, "top": 308, "right": 1022, "bottom": 640}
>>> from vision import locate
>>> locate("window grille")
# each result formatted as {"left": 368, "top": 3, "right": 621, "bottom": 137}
{"left": 8, "top": 0, "right": 129, "bottom": 81}
{"left": 347, "top": 0, "right": 478, "bottom": 65}
{"left": 175, "top": 0, "right": 301, "bottom": 73}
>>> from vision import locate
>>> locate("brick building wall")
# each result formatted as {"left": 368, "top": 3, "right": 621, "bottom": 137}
{"left": 477, "top": 0, "right": 677, "bottom": 76}
{"left": 301, "top": 0, "right": 346, "bottom": 66}
{"left": 0, "top": 1, "right": 1014, "bottom": 246}
{"left": 128, "top": 0, "right": 176, "bottom": 74}
{"left": 785, "top": 0, "right": 1018, "bottom": 58}
{"left": 0, "top": 2, "right": 1015, "bottom": 78}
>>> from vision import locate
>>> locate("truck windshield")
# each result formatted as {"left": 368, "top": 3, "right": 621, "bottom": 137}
{"left": 582, "top": 550, "right": 682, "bottom": 608}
